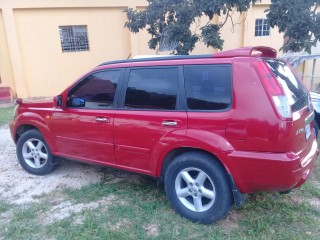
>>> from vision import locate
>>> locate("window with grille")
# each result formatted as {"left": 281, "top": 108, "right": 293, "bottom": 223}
{"left": 59, "top": 25, "right": 89, "bottom": 52}
{"left": 255, "top": 19, "right": 270, "bottom": 37}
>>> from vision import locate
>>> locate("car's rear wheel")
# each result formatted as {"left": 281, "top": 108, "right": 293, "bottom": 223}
{"left": 16, "top": 129, "right": 58, "bottom": 175}
{"left": 164, "top": 152, "right": 232, "bottom": 224}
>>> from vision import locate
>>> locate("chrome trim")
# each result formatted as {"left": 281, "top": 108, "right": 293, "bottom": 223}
{"left": 162, "top": 121, "right": 178, "bottom": 126}
{"left": 305, "top": 111, "right": 315, "bottom": 125}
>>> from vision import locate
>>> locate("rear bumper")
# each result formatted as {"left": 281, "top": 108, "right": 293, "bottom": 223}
{"left": 224, "top": 140, "right": 319, "bottom": 193}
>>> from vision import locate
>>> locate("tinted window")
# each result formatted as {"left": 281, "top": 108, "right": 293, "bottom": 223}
{"left": 124, "top": 68, "right": 179, "bottom": 110}
{"left": 265, "top": 59, "right": 308, "bottom": 112}
{"left": 184, "top": 65, "right": 232, "bottom": 110}
{"left": 67, "top": 70, "right": 121, "bottom": 108}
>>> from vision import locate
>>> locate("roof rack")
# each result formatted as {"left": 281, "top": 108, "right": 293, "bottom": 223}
{"left": 98, "top": 46, "right": 277, "bottom": 66}
{"left": 98, "top": 54, "right": 212, "bottom": 66}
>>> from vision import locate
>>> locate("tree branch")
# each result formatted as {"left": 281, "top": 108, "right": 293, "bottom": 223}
{"left": 219, "top": 9, "right": 230, "bottom": 29}
{"left": 230, "top": 11, "right": 248, "bottom": 33}
{"left": 313, "top": 5, "right": 318, "bottom": 14}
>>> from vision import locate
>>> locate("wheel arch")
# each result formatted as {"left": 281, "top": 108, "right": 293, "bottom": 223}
{"left": 13, "top": 112, "right": 57, "bottom": 154}
{"left": 16, "top": 124, "right": 37, "bottom": 142}
{"left": 158, "top": 147, "right": 245, "bottom": 207}
{"left": 158, "top": 147, "right": 231, "bottom": 179}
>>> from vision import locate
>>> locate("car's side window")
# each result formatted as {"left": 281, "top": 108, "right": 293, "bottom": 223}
{"left": 67, "top": 70, "right": 121, "bottom": 109}
{"left": 184, "top": 65, "right": 232, "bottom": 111}
{"left": 124, "top": 67, "right": 179, "bottom": 110}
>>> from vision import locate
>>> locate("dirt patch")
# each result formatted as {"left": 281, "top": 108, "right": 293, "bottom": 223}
{"left": 0, "top": 126, "right": 100, "bottom": 204}
{"left": 109, "top": 219, "right": 132, "bottom": 231}
{"left": 0, "top": 210, "right": 13, "bottom": 228}
{"left": 143, "top": 223, "right": 159, "bottom": 237}
{"left": 101, "top": 167, "right": 150, "bottom": 185}
{"left": 308, "top": 197, "right": 320, "bottom": 208}
{"left": 0, "top": 125, "right": 146, "bottom": 227}
{"left": 42, "top": 195, "right": 117, "bottom": 225}
{"left": 289, "top": 194, "right": 320, "bottom": 209}
{"left": 218, "top": 210, "right": 242, "bottom": 233}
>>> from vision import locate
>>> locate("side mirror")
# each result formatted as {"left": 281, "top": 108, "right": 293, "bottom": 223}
{"left": 56, "top": 95, "right": 63, "bottom": 107}
{"left": 70, "top": 97, "right": 85, "bottom": 108}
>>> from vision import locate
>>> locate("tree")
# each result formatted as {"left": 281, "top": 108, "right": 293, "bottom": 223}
{"left": 124, "top": 0, "right": 258, "bottom": 55}
{"left": 266, "top": 0, "right": 320, "bottom": 53}
{"left": 125, "top": 0, "right": 320, "bottom": 54}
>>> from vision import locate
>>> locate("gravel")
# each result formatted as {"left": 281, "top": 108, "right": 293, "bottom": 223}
{"left": 0, "top": 125, "right": 103, "bottom": 205}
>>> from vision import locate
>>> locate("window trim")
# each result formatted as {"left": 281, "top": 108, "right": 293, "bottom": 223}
{"left": 182, "top": 64, "right": 233, "bottom": 113}
{"left": 66, "top": 68, "right": 125, "bottom": 110}
{"left": 117, "top": 66, "right": 184, "bottom": 111}
{"left": 254, "top": 18, "right": 270, "bottom": 37}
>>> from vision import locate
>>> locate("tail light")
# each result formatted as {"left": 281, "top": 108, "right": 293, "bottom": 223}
{"left": 253, "top": 60, "right": 292, "bottom": 120}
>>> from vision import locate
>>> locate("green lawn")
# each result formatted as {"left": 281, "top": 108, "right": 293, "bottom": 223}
{"left": 0, "top": 106, "right": 14, "bottom": 126}
{"left": 1, "top": 162, "right": 319, "bottom": 240}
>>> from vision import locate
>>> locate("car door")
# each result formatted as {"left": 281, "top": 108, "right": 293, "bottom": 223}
{"left": 52, "top": 69, "right": 124, "bottom": 166}
{"left": 113, "top": 66, "right": 187, "bottom": 175}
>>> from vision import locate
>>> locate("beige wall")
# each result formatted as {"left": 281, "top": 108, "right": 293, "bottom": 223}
{"left": 0, "top": 0, "right": 147, "bottom": 98}
{"left": 0, "top": 0, "right": 319, "bottom": 97}
{"left": 0, "top": 10, "right": 16, "bottom": 95}
{"left": 14, "top": 7, "right": 131, "bottom": 96}
{"left": 243, "top": 4, "right": 283, "bottom": 55}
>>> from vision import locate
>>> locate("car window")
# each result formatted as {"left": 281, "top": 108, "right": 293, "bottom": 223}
{"left": 124, "top": 67, "right": 179, "bottom": 110}
{"left": 184, "top": 65, "right": 232, "bottom": 111}
{"left": 67, "top": 70, "right": 121, "bottom": 109}
{"left": 265, "top": 59, "right": 308, "bottom": 112}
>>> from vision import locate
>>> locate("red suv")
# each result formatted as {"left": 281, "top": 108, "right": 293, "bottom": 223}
{"left": 10, "top": 46, "right": 318, "bottom": 223}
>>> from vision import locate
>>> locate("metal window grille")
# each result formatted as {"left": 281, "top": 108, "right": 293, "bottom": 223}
{"left": 59, "top": 25, "right": 89, "bottom": 52}
{"left": 255, "top": 19, "right": 270, "bottom": 37}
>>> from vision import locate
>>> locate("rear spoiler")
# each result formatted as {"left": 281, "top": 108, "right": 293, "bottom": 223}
{"left": 213, "top": 46, "right": 277, "bottom": 58}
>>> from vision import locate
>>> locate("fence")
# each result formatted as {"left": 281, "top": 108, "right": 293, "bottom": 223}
{"left": 301, "top": 76, "right": 320, "bottom": 93}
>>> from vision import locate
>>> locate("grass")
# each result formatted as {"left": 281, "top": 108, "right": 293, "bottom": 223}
{"left": 0, "top": 106, "right": 14, "bottom": 126}
{"left": 1, "top": 162, "right": 319, "bottom": 240}
{"left": 0, "top": 201, "right": 11, "bottom": 213}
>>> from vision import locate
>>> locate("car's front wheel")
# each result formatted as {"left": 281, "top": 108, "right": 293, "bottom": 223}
{"left": 16, "top": 129, "right": 58, "bottom": 175}
{"left": 164, "top": 152, "right": 232, "bottom": 224}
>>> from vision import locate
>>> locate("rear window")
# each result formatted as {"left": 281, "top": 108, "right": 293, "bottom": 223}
{"left": 184, "top": 65, "right": 232, "bottom": 111}
{"left": 265, "top": 59, "right": 308, "bottom": 112}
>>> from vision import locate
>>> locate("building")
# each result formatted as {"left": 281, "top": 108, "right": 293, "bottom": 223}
{"left": 0, "top": 0, "right": 319, "bottom": 98}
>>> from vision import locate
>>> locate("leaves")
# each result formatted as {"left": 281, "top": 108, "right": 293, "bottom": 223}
{"left": 266, "top": 0, "right": 320, "bottom": 53}
{"left": 201, "top": 24, "right": 224, "bottom": 50}
{"left": 124, "top": 0, "right": 257, "bottom": 54}
{"left": 125, "top": 0, "right": 319, "bottom": 54}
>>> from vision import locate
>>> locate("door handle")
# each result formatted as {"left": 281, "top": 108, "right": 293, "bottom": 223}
{"left": 96, "top": 117, "right": 110, "bottom": 123}
{"left": 162, "top": 120, "right": 178, "bottom": 127}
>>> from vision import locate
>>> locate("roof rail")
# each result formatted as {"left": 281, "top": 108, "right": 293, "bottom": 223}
{"left": 98, "top": 46, "right": 277, "bottom": 66}
{"left": 98, "top": 54, "right": 212, "bottom": 66}
{"left": 213, "top": 46, "right": 277, "bottom": 58}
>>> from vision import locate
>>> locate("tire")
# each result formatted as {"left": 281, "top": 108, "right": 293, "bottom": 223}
{"left": 164, "top": 152, "right": 232, "bottom": 224}
{"left": 16, "top": 129, "right": 58, "bottom": 175}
